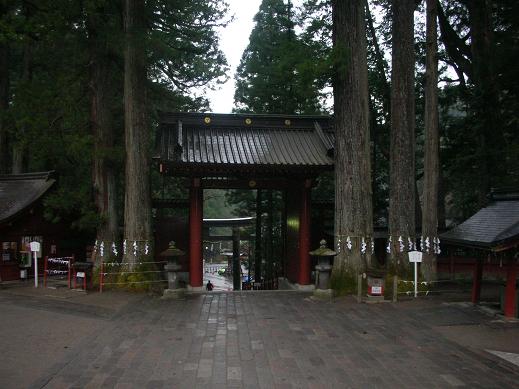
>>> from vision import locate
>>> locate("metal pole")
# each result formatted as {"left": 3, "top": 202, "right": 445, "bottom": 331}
{"left": 33, "top": 251, "right": 38, "bottom": 288}
{"left": 414, "top": 262, "right": 418, "bottom": 298}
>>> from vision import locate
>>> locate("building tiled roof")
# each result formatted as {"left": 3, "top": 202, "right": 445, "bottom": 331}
{"left": 0, "top": 171, "right": 56, "bottom": 224}
{"left": 441, "top": 194, "right": 519, "bottom": 250}
{"left": 156, "top": 112, "right": 334, "bottom": 175}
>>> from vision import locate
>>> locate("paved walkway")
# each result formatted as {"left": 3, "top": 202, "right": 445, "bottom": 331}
{"left": 0, "top": 285, "right": 518, "bottom": 388}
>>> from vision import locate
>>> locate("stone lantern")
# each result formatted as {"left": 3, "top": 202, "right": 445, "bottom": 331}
{"left": 160, "top": 241, "right": 185, "bottom": 298}
{"left": 309, "top": 239, "right": 337, "bottom": 297}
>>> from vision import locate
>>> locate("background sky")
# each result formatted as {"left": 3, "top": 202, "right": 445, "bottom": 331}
{"left": 205, "top": 0, "right": 262, "bottom": 113}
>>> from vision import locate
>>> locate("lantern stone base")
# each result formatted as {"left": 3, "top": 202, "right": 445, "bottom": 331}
{"left": 313, "top": 288, "right": 333, "bottom": 299}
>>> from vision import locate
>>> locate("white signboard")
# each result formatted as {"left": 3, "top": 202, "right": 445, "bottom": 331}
{"left": 30, "top": 241, "right": 41, "bottom": 255}
{"left": 30, "top": 241, "right": 41, "bottom": 288}
{"left": 408, "top": 251, "right": 423, "bottom": 263}
{"left": 371, "top": 286, "right": 382, "bottom": 295}
{"left": 408, "top": 251, "right": 423, "bottom": 298}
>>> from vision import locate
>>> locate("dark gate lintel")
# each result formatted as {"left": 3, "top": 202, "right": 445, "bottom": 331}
{"left": 201, "top": 177, "right": 318, "bottom": 190}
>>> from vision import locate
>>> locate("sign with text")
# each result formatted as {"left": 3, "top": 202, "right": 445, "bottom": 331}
{"left": 408, "top": 251, "right": 423, "bottom": 263}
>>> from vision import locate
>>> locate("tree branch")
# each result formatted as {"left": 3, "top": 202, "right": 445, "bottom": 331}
{"left": 437, "top": 0, "right": 473, "bottom": 82}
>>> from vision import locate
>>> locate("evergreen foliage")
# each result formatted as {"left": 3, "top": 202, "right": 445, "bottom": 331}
{"left": 234, "top": 0, "right": 326, "bottom": 114}
{"left": 0, "top": 0, "right": 229, "bottom": 237}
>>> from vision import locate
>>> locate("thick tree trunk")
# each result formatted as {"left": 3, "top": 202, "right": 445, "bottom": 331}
{"left": 0, "top": 42, "right": 8, "bottom": 174}
{"left": 88, "top": 9, "right": 119, "bottom": 255}
{"left": 332, "top": 0, "right": 373, "bottom": 276}
{"left": 389, "top": 0, "right": 415, "bottom": 276}
{"left": 123, "top": 0, "right": 152, "bottom": 263}
{"left": 467, "top": 0, "right": 501, "bottom": 207}
{"left": 421, "top": 0, "right": 439, "bottom": 282}
{"left": 12, "top": 35, "right": 32, "bottom": 174}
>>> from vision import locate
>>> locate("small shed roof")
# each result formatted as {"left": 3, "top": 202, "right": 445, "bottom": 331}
{"left": 0, "top": 171, "right": 56, "bottom": 224}
{"left": 156, "top": 112, "right": 334, "bottom": 176}
{"left": 441, "top": 191, "right": 519, "bottom": 251}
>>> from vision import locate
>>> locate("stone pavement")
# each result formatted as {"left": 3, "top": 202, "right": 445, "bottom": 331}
{"left": 0, "top": 285, "right": 518, "bottom": 388}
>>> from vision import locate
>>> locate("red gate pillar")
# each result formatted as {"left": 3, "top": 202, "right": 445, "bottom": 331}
{"left": 189, "top": 178, "right": 203, "bottom": 289}
{"left": 471, "top": 258, "right": 483, "bottom": 304}
{"left": 504, "top": 259, "right": 517, "bottom": 318}
{"left": 298, "top": 179, "right": 311, "bottom": 286}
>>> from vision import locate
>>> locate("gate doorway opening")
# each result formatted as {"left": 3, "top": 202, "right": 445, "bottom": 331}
{"left": 202, "top": 189, "right": 286, "bottom": 291}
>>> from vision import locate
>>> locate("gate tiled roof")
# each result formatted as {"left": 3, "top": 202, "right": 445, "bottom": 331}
{"left": 0, "top": 171, "right": 55, "bottom": 224}
{"left": 156, "top": 113, "right": 334, "bottom": 175}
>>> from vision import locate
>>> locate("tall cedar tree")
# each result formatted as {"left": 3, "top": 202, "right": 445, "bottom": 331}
{"left": 388, "top": 0, "right": 415, "bottom": 276}
{"left": 11, "top": 1, "right": 33, "bottom": 174}
{"left": 421, "top": 0, "right": 439, "bottom": 281}
{"left": 466, "top": 0, "right": 502, "bottom": 207}
{"left": 87, "top": 0, "right": 119, "bottom": 250}
{"left": 437, "top": 0, "right": 519, "bottom": 219}
{"left": 0, "top": 31, "right": 7, "bottom": 173}
{"left": 234, "top": 0, "right": 323, "bottom": 114}
{"left": 123, "top": 0, "right": 152, "bottom": 262}
{"left": 332, "top": 0, "right": 373, "bottom": 274}
{"left": 0, "top": 1, "right": 229, "bottom": 238}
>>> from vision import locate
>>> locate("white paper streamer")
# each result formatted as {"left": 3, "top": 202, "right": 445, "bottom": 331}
{"left": 47, "top": 258, "right": 71, "bottom": 265}
{"left": 112, "top": 242, "right": 118, "bottom": 256}
{"left": 434, "top": 237, "right": 441, "bottom": 254}
{"left": 386, "top": 236, "right": 391, "bottom": 254}
{"left": 398, "top": 236, "right": 404, "bottom": 253}
{"left": 100, "top": 241, "right": 105, "bottom": 257}
{"left": 123, "top": 240, "right": 127, "bottom": 255}
{"left": 133, "top": 241, "right": 138, "bottom": 257}
{"left": 361, "top": 237, "right": 367, "bottom": 254}
{"left": 346, "top": 236, "right": 352, "bottom": 251}
{"left": 46, "top": 270, "right": 68, "bottom": 275}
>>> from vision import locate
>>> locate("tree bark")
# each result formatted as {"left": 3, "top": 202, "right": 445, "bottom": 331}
{"left": 389, "top": 0, "right": 415, "bottom": 276}
{"left": 332, "top": 0, "right": 373, "bottom": 275}
{"left": 421, "top": 0, "right": 439, "bottom": 282}
{"left": 0, "top": 41, "right": 9, "bottom": 174}
{"left": 365, "top": 0, "right": 390, "bottom": 117}
{"left": 123, "top": 0, "right": 152, "bottom": 263}
{"left": 12, "top": 19, "right": 32, "bottom": 174}
{"left": 88, "top": 5, "right": 119, "bottom": 255}
{"left": 467, "top": 0, "right": 501, "bottom": 207}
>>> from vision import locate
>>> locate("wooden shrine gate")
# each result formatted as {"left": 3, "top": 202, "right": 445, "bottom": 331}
{"left": 155, "top": 112, "right": 334, "bottom": 291}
